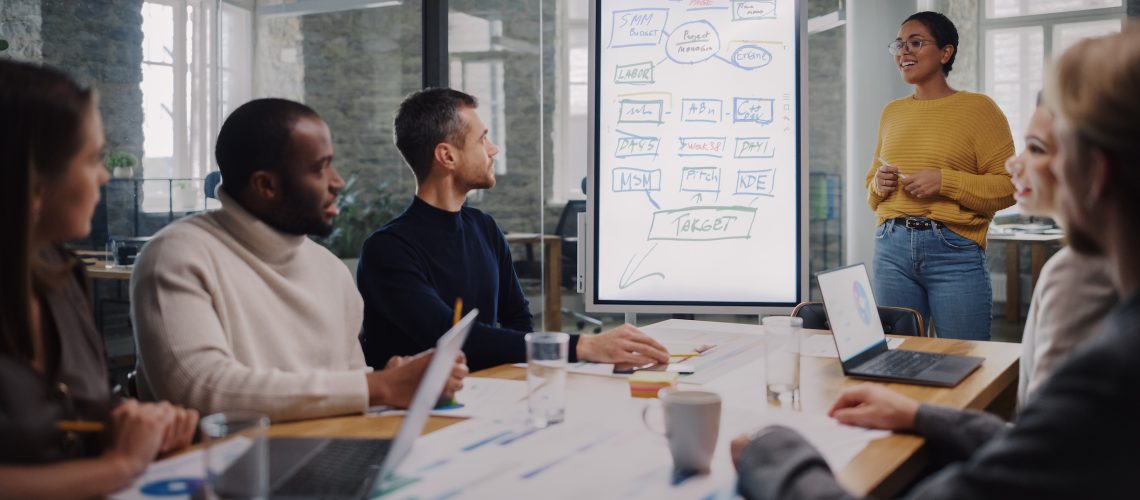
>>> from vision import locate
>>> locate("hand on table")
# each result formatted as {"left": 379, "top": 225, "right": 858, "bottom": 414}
{"left": 105, "top": 400, "right": 181, "bottom": 476}
{"left": 828, "top": 383, "right": 920, "bottom": 431}
{"left": 575, "top": 324, "right": 670, "bottom": 365}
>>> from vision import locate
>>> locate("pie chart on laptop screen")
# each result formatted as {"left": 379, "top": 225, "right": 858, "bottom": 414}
{"left": 853, "top": 280, "right": 873, "bottom": 325}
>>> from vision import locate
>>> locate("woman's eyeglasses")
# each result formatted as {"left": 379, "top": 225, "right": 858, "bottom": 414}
{"left": 888, "top": 39, "right": 937, "bottom": 56}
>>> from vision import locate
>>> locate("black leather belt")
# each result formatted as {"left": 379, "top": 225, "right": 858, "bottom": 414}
{"left": 894, "top": 217, "right": 934, "bottom": 230}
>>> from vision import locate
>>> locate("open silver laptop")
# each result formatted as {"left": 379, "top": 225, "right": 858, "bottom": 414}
{"left": 238, "top": 309, "right": 477, "bottom": 499}
{"left": 817, "top": 264, "right": 982, "bottom": 387}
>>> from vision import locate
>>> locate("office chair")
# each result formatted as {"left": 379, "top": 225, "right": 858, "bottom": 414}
{"left": 204, "top": 170, "right": 222, "bottom": 200}
{"left": 791, "top": 301, "right": 928, "bottom": 337}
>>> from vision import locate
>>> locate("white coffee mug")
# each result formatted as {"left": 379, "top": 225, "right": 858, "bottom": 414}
{"left": 642, "top": 389, "right": 722, "bottom": 474}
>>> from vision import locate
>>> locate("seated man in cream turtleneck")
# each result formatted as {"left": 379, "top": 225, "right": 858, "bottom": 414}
{"left": 131, "top": 98, "right": 467, "bottom": 422}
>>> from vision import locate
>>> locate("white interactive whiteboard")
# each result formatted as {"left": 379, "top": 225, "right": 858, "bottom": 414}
{"left": 587, "top": 0, "right": 807, "bottom": 314}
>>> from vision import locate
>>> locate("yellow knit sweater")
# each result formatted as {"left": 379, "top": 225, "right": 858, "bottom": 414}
{"left": 866, "top": 91, "right": 1015, "bottom": 248}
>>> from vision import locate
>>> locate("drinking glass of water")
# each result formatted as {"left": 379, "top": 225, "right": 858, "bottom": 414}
{"left": 763, "top": 316, "right": 802, "bottom": 404}
{"left": 525, "top": 332, "right": 569, "bottom": 428}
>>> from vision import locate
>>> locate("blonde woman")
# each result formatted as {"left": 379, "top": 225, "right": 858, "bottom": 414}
{"left": 1006, "top": 95, "right": 1116, "bottom": 405}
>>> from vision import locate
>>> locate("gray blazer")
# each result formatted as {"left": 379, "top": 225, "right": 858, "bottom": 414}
{"left": 736, "top": 291, "right": 1140, "bottom": 499}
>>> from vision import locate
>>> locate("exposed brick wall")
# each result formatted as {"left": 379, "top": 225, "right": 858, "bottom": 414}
{"left": 0, "top": 0, "right": 43, "bottom": 62}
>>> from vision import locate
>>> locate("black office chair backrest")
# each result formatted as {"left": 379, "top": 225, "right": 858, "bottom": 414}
{"left": 791, "top": 302, "right": 926, "bottom": 337}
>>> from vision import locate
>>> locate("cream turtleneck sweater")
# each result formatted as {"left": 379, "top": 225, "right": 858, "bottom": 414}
{"left": 131, "top": 190, "right": 369, "bottom": 422}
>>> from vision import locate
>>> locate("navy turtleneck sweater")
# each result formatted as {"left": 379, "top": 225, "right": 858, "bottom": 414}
{"left": 357, "top": 196, "right": 579, "bottom": 372}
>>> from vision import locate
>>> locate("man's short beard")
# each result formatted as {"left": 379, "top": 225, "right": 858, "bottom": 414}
{"left": 272, "top": 175, "right": 335, "bottom": 237}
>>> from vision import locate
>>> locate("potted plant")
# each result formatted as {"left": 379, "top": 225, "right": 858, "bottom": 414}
{"left": 105, "top": 150, "right": 139, "bottom": 178}
{"left": 317, "top": 175, "right": 405, "bottom": 266}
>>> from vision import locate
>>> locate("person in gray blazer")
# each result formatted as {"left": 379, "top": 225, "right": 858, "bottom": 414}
{"left": 732, "top": 25, "right": 1140, "bottom": 500}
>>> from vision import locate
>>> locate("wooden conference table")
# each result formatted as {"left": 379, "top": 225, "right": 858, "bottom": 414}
{"left": 265, "top": 326, "right": 1020, "bottom": 498}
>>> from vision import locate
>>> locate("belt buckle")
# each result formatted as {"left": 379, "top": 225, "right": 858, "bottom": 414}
{"left": 904, "top": 217, "right": 928, "bottom": 230}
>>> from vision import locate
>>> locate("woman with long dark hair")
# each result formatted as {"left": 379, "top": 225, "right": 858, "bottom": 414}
{"left": 868, "top": 12, "right": 1015, "bottom": 340}
{"left": 0, "top": 59, "right": 198, "bottom": 497}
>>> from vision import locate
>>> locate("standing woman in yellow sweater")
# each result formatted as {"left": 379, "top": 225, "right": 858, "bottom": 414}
{"left": 869, "top": 12, "right": 1015, "bottom": 340}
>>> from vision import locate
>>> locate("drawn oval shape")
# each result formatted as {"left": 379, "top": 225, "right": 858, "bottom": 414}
{"left": 665, "top": 20, "right": 721, "bottom": 65}
{"left": 731, "top": 45, "right": 773, "bottom": 70}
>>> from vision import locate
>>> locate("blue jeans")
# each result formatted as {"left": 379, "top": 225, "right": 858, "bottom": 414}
{"left": 872, "top": 219, "right": 992, "bottom": 340}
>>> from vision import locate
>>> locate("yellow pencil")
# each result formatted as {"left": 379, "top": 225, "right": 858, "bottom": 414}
{"left": 57, "top": 420, "right": 105, "bottom": 433}
{"left": 440, "top": 297, "right": 464, "bottom": 408}
{"left": 453, "top": 297, "right": 463, "bottom": 326}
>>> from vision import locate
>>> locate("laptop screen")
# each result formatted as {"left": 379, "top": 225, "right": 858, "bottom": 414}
{"left": 817, "top": 264, "right": 886, "bottom": 362}
{"left": 371, "top": 308, "right": 477, "bottom": 488}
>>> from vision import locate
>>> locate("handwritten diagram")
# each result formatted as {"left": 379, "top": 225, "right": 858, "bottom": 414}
{"left": 596, "top": 0, "right": 799, "bottom": 303}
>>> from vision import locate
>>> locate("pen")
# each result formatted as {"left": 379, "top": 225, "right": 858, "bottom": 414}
{"left": 878, "top": 156, "right": 908, "bottom": 179}
{"left": 57, "top": 420, "right": 105, "bottom": 433}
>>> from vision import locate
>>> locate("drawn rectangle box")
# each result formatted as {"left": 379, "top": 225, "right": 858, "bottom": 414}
{"left": 681, "top": 98, "right": 724, "bottom": 123}
{"left": 678, "top": 136, "right": 727, "bottom": 157}
{"left": 618, "top": 99, "right": 665, "bottom": 125}
{"left": 735, "top": 169, "right": 776, "bottom": 196}
{"left": 734, "top": 137, "right": 775, "bottom": 159}
{"left": 680, "top": 167, "right": 721, "bottom": 193}
{"left": 609, "top": 8, "right": 670, "bottom": 48}
{"left": 614, "top": 61, "right": 655, "bottom": 85}
{"left": 615, "top": 134, "right": 661, "bottom": 158}
{"left": 647, "top": 206, "right": 758, "bottom": 241}
{"left": 733, "top": 97, "right": 775, "bottom": 124}
{"left": 732, "top": 0, "right": 778, "bottom": 21}
{"left": 612, "top": 168, "right": 662, "bottom": 192}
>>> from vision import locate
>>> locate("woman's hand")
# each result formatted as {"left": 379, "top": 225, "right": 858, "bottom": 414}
{"left": 875, "top": 164, "right": 900, "bottom": 195}
{"left": 105, "top": 400, "right": 176, "bottom": 477}
{"left": 900, "top": 169, "right": 942, "bottom": 198}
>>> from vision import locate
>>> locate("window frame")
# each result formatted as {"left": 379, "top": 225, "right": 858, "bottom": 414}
{"left": 979, "top": 3, "right": 1126, "bottom": 98}
{"left": 551, "top": 0, "right": 589, "bottom": 204}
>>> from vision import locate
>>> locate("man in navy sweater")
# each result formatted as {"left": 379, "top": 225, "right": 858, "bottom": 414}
{"left": 357, "top": 88, "right": 670, "bottom": 372}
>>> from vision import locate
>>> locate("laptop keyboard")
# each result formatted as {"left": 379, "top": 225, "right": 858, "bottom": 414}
{"left": 274, "top": 439, "right": 392, "bottom": 499}
{"left": 858, "top": 350, "right": 946, "bottom": 379}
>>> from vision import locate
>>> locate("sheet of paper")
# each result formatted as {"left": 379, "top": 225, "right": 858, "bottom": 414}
{"left": 381, "top": 401, "right": 887, "bottom": 499}
{"left": 801, "top": 334, "right": 903, "bottom": 358}
{"left": 369, "top": 377, "right": 529, "bottom": 419}
{"left": 111, "top": 437, "right": 250, "bottom": 499}
{"left": 513, "top": 320, "right": 765, "bottom": 385}
{"left": 511, "top": 360, "right": 618, "bottom": 377}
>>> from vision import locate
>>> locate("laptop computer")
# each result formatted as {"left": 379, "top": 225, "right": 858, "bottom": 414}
{"left": 224, "top": 309, "right": 477, "bottom": 499}
{"left": 816, "top": 264, "right": 983, "bottom": 387}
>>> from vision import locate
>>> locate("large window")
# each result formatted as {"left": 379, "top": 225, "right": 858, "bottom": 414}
{"left": 552, "top": 0, "right": 589, "bottom": 203}
{"left": 982, "top": 0, "right": 1124, "bottom": 154}
{"left": 449, "top": 11, "right": 509, "bottom": 179}
{"left": 139, "top": 0, "right": 251, "bottom": 212}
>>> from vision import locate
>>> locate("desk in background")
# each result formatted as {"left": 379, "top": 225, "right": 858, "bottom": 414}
{"left": 987, "top": 231, "right": 1064, "bottom": 324}
{"left": 504, "top": 233, "right": 562, "bottom": 332}
{"left": 265, "top": 320, "right": 1020, "bottom": 498}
